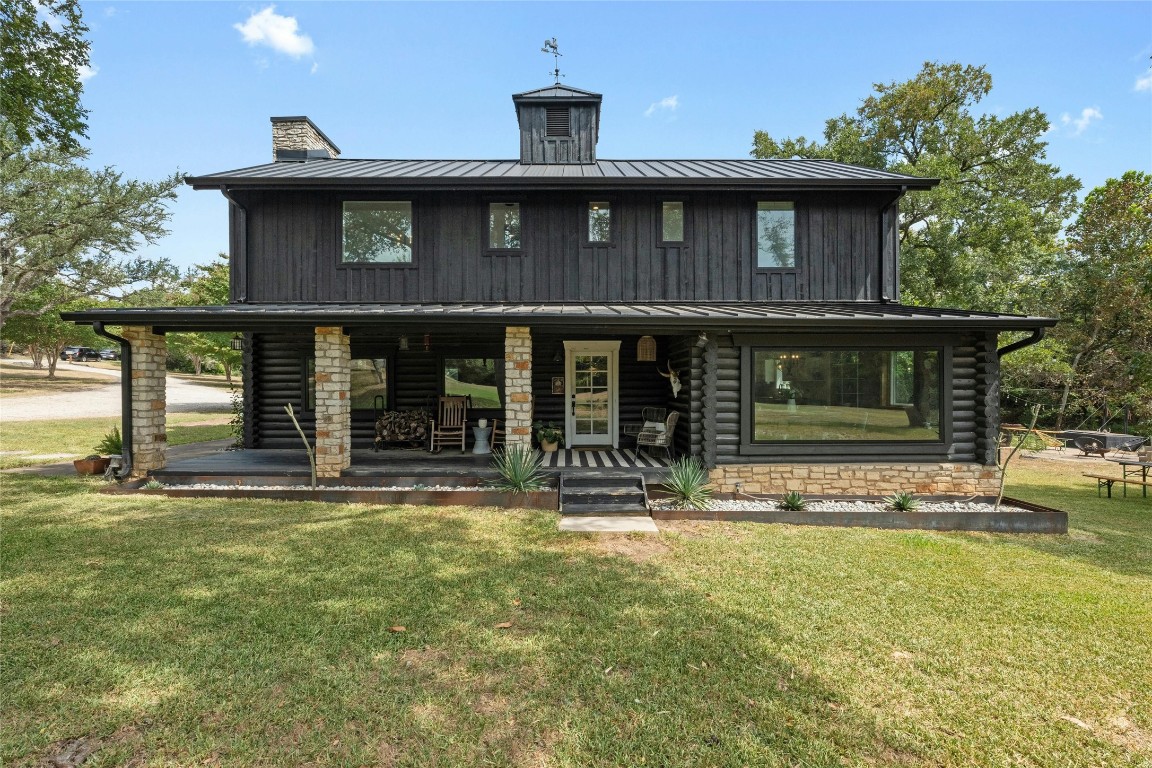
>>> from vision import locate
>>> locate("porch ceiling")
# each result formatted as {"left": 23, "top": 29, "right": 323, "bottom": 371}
{"left": 62, "top": 301, "right": 1056, "bottom": 332}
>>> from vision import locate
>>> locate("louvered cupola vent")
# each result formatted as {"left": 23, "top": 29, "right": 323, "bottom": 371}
{"left": 545, "top": 107, "right": 570, "bottom": 137}
{"left": 513, "top": 84, "right": 602, "bottom": 165}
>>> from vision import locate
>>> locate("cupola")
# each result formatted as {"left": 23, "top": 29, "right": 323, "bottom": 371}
{"left": 512, "top": 84, "right": 601, "bottom": 165}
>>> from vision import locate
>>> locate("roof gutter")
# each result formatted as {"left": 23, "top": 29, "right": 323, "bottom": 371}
{"left": 997, "top": 327, "right": 1047, "bottom": 360}
{"left": 92, "top": 322, "right": 132, "bottom": 481}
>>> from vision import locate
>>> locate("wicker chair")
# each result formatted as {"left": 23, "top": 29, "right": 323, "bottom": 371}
{"left": 429, "top": 396, "right": 469, "bottom": 453}
{"left": 636, "top": 411, "right": 679, "bottom": 459}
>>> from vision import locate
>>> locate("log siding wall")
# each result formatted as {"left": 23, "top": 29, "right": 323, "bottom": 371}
{"left": 232, "top": 190, "right": 897, "bottom": 305}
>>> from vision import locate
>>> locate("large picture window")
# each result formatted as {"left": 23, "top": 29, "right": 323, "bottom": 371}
{"left": 305, "top": 357, "right": 389, "bottom": 410}
{"left": 756, "top": 202, "right": 795, "bottom": 268}
{"left": 443, "top": 358, "right": 501, "bottom": 408}
{"left": 342, "top": 201, "right": 413, "bottom": 263}
{"left": 750, "top": 348, "right": 941, "bottom": 441}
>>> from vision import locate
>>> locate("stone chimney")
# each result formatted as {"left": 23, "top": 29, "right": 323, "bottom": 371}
{"left": 270, "top": 116, "right": 341, "bottom": 162}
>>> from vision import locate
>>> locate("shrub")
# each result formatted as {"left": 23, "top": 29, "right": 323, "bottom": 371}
{"left": 532, "top": 421, "right": 564, "bottom": 444}
{"left": 662, "top": 457, "right": 713, "bottom": 510}
{"left": 94, "top": 426, "right": 122, "bottom": 455}
{"left": 490, "top": 444, "right": 548, "bottom": 493}
{"left": 885, "top": 491, "right": 921, "bottom": 512}
{"left": 778, "top": 490, "right": 807, "bottom": 511}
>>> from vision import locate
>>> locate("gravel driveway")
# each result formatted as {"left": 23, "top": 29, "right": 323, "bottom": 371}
{"left": 1, "top": 360, "right": 233, "bottom": 421}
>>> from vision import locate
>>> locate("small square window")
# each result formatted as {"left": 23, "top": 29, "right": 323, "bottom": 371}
{"left": 756, "top": 202, "right": 795, "bottom": 268}
{"left": 488, "top": 203, "right": 521, "bottom": 250}
{"left": 343, "top": 201, "right": 413, "bottom": 264}
{"left": 588, "top": 202, "right": 612, "bottom": 243}
{"left": 661, "top": 201, "right": 684, "bottom": 242}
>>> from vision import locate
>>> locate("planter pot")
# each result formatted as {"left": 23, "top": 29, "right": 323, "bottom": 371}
{"left": 540, "top": 440, "right": 559, "bottom": 452}
{"left": 73, "top": 457, "right": 111, "bottom": 476}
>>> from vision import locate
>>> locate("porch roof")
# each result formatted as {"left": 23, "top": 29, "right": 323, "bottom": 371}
{"left": 63, "top": 301, "right": 1056, "bottom": 332}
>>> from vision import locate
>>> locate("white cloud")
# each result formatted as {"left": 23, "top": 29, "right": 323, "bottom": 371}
{"left": 1136, "top": 72, "right": 1152, "bottom": 92}
{"left": 644, "top": 95, "right": 679, "bottom": 118}
{"left": 77, "top": 63, "right": 98, "bottom": 82}
{"left": 1060, "top": 107, "right": 1102, "bottom": 136}
{"left": 310, "top": 62, "right": 318, "bottom": 75}
{"left": 234, "top": 6, "right": 314, "bottom": 59}
{"left": 104, "top": 6, "right": 117, "bottom": 17}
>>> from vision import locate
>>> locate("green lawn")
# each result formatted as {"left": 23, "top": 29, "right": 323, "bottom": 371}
{"left": 0, "top": 414, "right": 231, "bottom": 469}
{"left": 1, "top": 460, "right": 1149, "bottom": 766}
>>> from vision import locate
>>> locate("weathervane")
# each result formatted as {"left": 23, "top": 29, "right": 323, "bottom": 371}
{"left": 541, "top": 38, "right": 563, "bottom": 84}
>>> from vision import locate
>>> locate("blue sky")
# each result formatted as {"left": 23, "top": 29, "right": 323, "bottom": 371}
{"left": 75, "top": 1, "right": 1152, "bottom": 272}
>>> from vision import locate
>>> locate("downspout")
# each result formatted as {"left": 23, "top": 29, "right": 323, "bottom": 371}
{"left": 997, "top": 327, "right": 1046, "bottom": 360}
{"left": 220, "top": 186, "right": 248, "bottom": 303}
{"left": 92, "top": 321, "right": 132, "bottom": 480}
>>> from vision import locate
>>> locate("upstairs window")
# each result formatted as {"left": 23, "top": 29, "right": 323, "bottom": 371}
{"left": 756, "top": 201, "right": 795, "bottom": 268}
{"left": 487, "top": 203, "right": 522, "bottom": 250}
{"left": 588, "top": 202, "right": 612, "bottom": 243}
{"left": 545, "top": 107, "right": 571, "bottom": 137}
{"left": 661, "top": 201, "right": 685, "bottom": 243}
{"left": 342, "top": 201, "right": 413, "bottom": 264}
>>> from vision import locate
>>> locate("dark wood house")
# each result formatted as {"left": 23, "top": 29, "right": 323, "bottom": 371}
{"left": 65, "top": 83, "right": 1054, "bottom": 495}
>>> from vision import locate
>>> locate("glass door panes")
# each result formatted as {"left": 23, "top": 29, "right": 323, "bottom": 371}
{"left": 573, "top": 354, "right": 610, "bottom": 438}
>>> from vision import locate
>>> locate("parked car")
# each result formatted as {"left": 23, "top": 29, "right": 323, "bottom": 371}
{"left": 98, "top": 348, "right": 120, "bottom": 361}
{"left": 60, "top": 346, "right": 100, "bottom": 362}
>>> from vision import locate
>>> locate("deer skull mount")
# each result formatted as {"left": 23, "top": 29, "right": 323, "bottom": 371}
{"left": 658, "top": 361, "right": 682, "bottom": 398}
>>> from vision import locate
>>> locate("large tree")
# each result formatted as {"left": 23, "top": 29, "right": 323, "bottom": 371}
{"left": 0, "top": 0, "right": 89, "bottom": 152}
{"left": 165, "top": 255, "right": 241, "bottom": 382}
{"left": 752, "top": 62, "right": 1080, "bottom": 311}
{"left": 0, "top": 137, "right": 182, "bottom": 334}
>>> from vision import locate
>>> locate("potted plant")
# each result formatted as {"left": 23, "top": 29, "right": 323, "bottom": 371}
{"left": 74, "top": 426, "right": 122, "bottom": 476}
{"left": 533, "top": 421, "right": 563, "bottom": 452}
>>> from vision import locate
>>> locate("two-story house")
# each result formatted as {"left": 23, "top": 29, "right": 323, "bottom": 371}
{"left": 65, "top": 83, "right": 1053, "bottom": 497}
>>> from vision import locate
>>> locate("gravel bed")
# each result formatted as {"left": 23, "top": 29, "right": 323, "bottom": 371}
{"left": 650, "top": 498, "right": 1029, "bottom": 514}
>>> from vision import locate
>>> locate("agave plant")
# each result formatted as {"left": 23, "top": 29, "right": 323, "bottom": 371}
{"left": 885, "top": 490, "right": 921, "bottom": 512}
{"left": 662, "top": 457, "right": 713, "bottom": 510}
{"left": 778, "top": 490, "right": 807, "bottom": 511}
{"left": 490, "top": 444, "right": 548, "bottom": 493}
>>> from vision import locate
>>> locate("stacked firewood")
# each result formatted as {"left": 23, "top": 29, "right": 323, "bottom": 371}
{"left": 374, "top": 409, "right": 431, "bottom": 449}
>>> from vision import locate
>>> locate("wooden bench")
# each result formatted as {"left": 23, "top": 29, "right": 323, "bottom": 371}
{"left": 1084, "top": 473, "right": 1152, "bottom": 498}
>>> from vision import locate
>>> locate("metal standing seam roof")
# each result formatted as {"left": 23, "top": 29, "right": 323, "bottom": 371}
{"left": 62, "top": 302, "right": 1055, "bottom": 331}
{"left": 185, "top": 158, "right": 939, "bottom": 190}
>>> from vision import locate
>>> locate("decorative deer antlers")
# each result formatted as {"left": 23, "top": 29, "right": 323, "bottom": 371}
{"left": 657, "top": 360, "right": 682, "bottom": 398}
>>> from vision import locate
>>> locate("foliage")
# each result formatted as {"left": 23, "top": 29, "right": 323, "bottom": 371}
{"left": 93, "top": 426, "right": 122, "bottom": 456}
{"left": 662, "top": 457, "right": 713, "bottom": 510}
{"left": 489, "top": 444, "right": 548, "bottom": 492}
{"left": 778, "top": 490, "right": 808, "bottom": 511}
{"left": 0, "top": 282, "right": 103, "bottom": 377}
{"left": 884, "top": 491, "right": 921, "bottom": 512}
{"left": 0, "top": 0, "right": 89, "bottom": 152}
{"left": 751, "top": 61, "right": 1080, "bottom": 311}
{"left": 533, "top": 421, "right": 564, "bottom": 444}
{"left": 0, "top": 137, "right": 181, "bottom": 333}
{"left": 229, "top": 385, "right": 245, "bottom": 449}
{"left": 142, "top": 479, "right": 164, "bottom": 490}
{"left": 165, "top": 255, "right": 242, "bottom": 382}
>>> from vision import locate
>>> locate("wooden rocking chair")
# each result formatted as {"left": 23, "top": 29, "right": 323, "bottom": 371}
{"left": 429, "top": 396, "right": 468, "bottom": 453}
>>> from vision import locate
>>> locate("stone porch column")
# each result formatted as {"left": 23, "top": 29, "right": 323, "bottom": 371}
{"left": 504, "top": 326, "right": 533, "bottom": 446}
{"left": 122, "top": 326, "right": 167, "bottom": 478}
{"left": 314, "top": 326, "right": 351, "bottom": 477}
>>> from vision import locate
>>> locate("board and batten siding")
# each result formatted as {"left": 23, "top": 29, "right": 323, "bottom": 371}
{"left": 706, "top": 331, "right": 1000, "bottom": 467}
{"left": 232, "top": 190, "right": 899, "bottom": 305}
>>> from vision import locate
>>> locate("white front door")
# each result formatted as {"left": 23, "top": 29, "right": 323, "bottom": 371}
{"left": 564, "top": 341, "right": 620, "bottom": 448}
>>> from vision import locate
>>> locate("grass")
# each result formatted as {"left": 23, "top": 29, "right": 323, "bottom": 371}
{"left": 0, "top": 361, "right": 114, "bottom": 397}
{"left": 0, "top": 414, "right": 231, "bottom": 469}
{"left": 1, "top": 462, "right": 1149, "bottom": 766}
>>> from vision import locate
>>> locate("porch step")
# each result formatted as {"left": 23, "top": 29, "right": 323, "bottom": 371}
{"left": 560, "top": 474, "right": 649, "bottom": 516}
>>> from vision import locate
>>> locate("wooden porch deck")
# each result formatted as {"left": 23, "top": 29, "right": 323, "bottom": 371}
{"left": 154, "top": 446, "right": 670, "bottom": 481}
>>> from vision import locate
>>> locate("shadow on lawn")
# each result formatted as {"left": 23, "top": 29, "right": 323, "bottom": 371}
{"left": 3, "top": 478, "right": 923, "bottom": 767}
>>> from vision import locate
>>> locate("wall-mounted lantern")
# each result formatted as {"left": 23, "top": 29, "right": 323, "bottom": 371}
{"left": 637, "top": 335, "right": 657, "bottom": 362}
{"left": 230, "top": 335, "right": 244, "bottom": 351}
{"left": 398, "top": 335, "right": 409, "bottom": 351}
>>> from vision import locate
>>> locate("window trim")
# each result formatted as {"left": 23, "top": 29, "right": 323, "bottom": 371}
{"left": 754, "top": 199, "right": 797, "bottom": 272}
{"left": 337, "top": 199, "right": 419, "bottom": 270}
{"left": 303, "top": 353, "right": 395, "bottom": 412}
{"left": 482, "top": 200, "right": 525, "bottom": 256}
{"left": 736, "top": 337, "right": 953, "bottom": 458}
{"left": 658, "top": 199, "right": 687, "bottom": 245}
{"left": 584, "top": 199, "right": 616, "bottom": 246}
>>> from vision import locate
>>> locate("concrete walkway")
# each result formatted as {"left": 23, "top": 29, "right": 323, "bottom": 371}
{"left": 558, "top": 516, "right": 660, "bottom": 533}
{"left": 2, "top": 439, "right": 235, "bottom": 477}
{"left": 1, "top": 360, "right": 232, "bottom": 421}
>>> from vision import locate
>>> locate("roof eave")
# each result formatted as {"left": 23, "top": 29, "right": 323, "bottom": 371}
{"left": 186, "top": 176, "right": 939, "bottom": 192}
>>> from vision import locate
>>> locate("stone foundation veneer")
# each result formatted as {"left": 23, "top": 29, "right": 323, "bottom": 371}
{"left": 504, "top": 326, "right": 533, "bottom": 446}
{"left": 314, "top": 326, "right": 351, "bottom": 477}
{"left": 709, "top": 463, "right": 1002, "bottom": 497}
{"left": 122, "top": 326, "right": 167, "bottom": 478}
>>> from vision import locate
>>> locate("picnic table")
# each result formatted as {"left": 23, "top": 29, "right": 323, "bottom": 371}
{"left": 1104, "top": 458, "right": 1152, "bottom": 498}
